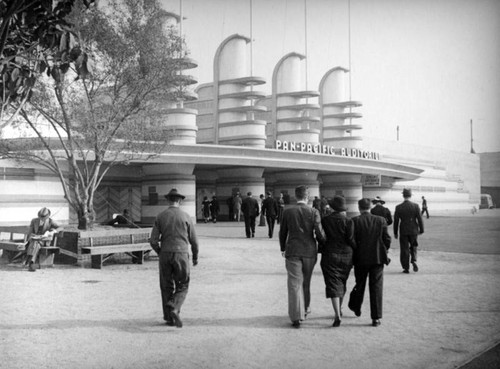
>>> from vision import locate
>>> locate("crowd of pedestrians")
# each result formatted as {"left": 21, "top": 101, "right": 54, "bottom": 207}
{"left": 149, "top": 186, "right": 425, "bottom": 329}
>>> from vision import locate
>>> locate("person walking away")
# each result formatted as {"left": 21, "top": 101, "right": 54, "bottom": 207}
{"left": 241, "top": 192, "right": 259, "bottom": 238}
{"left": 233, "top": 193, "right": 242, "bottom": 222}
{"left": 258, "top": 194, "right": 266, "bottom": 226}
{"left": 421, "top": 196, "right": 429, "bottom": 219}
{"left": 279, "top": 185, "right": 326, "bottom": 328}
{"left": 262, "top": 191, "right": 279, "bottom": 238}
{"left": 150, "top": 188, "right": 199, "bottom": 328}
{"left": 201, "top": 196, "right": 211, "bottom": 223}
{"left": 370, "top": 197, "right": 392, "bottom": 225}
{"left": 394, "top": 189, "right": 424, "bottom": 273}
{"left": 226, "top": 195, "right": 234, "bottom": 221}
{"left": 319, "top": 196, "right": 356, "bottom": 327}
{"left": 210, "top": 196, "right": 220, "bottom": 223}
{"left": 277, "top": 192, "right": 285, "bottom": 224}
{"left": 25, "top": 207, "right": 60, "bottom": 272}
{"left": 348, "top": 198, "right": 391, "bottom": 327}
{"left": 370, "top": 196, "right": 393, "bottom": 265}
{"left": 312, "top": 196, "right": 321, "bottom": 212}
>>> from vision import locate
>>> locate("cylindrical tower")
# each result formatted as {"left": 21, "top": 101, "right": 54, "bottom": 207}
{"left": 213, "top": 34, "right": 267, "bottom": 147}
{"left": 271, "top": 53, "right": 320, "bottom": 144}
{"left": 319, "top": 67, "right": 363, "bottom": 148}
{"left": 160, "top": 12, "right": 199, "bottom": 145}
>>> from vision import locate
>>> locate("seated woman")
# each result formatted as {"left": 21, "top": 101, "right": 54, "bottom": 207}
{"left": 25, "top": 207, "right": 60, "bottom": 272}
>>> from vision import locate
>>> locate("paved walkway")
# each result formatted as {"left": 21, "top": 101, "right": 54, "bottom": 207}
{"left": 0, "top": 210, "right": 499, "bottom": 369}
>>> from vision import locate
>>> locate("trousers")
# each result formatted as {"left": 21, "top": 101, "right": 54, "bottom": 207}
{"left": 244, "top": 215, "right": 256, "bottom": 237}
{"left": 349, "top": 264, "right": 384, "bottom": 320}
{"left": 399, "top": 234, "right": 418, "bottom": 270}
{"left": 285, "top": 256, "right": 317, "bottom": 322}
{"left": 159, "top": 252, "right": 190, "bottom": 319}
{"left": 265, "top": 216, "right": 276, "bottom": 238}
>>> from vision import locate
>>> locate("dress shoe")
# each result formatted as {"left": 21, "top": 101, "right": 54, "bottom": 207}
{"left": 372, "top": 319, "right": 381, "bottom": 327}
{"left": 403, "top": 269, "right": 409, "bottom": 274}
{"left": 292, "top": 320, "right": 300, "bottom": 328}
{"left": 251, "top": 233, "right": 255, "bottom": 238}
{"left": 332, "top": 317, "right": 341, "bottom": 327}
{"left": 412, "top": 262, "right": 419, "bottom": 272}
{"left": 348, "top": 304, "right": 361, "bottom": 317}
{"left": 28, "top": 262, "right": 36, "bottom": 272}
{"left": 170, "top": 310, "right": 183, "bottom": 328}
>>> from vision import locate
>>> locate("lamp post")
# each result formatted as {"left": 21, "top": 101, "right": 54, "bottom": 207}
{"left": 470, "top": 119, "right": 475, "bottom": 154}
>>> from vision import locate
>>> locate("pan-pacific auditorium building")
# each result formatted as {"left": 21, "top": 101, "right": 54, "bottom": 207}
{"left": 0, "top": 14, "right": 480, "bottom": 226}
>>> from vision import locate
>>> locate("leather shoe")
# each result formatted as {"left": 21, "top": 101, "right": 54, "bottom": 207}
{"left": 372, "top": 319, "right": 381, "bottom": 327}
{"left": 403, "top": 269, "right": 409, "bottom": 274}
{"left": 292, "top": 320, "right": 300, "bottom": 328}
{"left": 332, "top": 317, "right": 341, "bottom": 327}
{"left": 412, "top": 262, "right": 419, "bottom": 272}
{"left": 348, "top": 304, "right": 361, "bottom": 317}
{"left": 28, "top": 262, "right": 36, "bottom": 272}
{"left": 170, "top": 310, "right": 183, "bottom": 328}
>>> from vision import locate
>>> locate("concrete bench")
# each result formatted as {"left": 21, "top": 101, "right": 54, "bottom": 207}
{"left": 0, "top": 226, "right": 60, "bottom": 268}
{"left": 81, "top": 242, "right": 152, "bottom": 269}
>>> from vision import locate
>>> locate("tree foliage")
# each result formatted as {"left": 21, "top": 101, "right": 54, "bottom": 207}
{"left": 0, "top": 0, "right": 95, "bottom": 126}
{"left": 1, "top": 0, "right": 191, "bottom": 229}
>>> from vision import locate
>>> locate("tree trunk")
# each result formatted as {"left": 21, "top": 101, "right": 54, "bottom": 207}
{"left": 77, "top": 215, "right": 88, "bottom": 230}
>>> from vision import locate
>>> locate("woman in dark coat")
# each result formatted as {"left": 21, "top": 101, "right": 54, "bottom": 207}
{"left": 319, "top": 195, "right": 356, "bottom": 327}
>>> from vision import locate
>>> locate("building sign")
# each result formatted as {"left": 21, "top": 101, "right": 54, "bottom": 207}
{"left": 275, "top": 140, "right": 380, "bottom": 161}
{"left": 362, "top": 174, "right": 382, "bottom": 187}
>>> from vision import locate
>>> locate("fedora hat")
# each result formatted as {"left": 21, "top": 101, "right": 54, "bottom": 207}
{"left": 38, "top": 207, "right": 51, "bottom": 218}
{"left": 330, "top": 195, "right": 347, "bottom": 212}
{"left": 164, "top": 188, "right": 185, "bottom": 200}
{"left": 402, "top": 188, "right": 412, "bottom": 197}
{"left": 372, "top": 196, "right": 385, "bottom": 205}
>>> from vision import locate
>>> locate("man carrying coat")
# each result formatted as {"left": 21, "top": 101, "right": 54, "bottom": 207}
{"left": 348, "top": 198, "right": 391, "bottom": 327}
{"left": 394, "top": 188, "right": 424, "bottom": 273}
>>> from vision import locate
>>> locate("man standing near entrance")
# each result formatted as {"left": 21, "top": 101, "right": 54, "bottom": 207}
{"left": 262, "top": 191, "right": 279, "bottom": 238}
{"left": 394, "top": 188, "right": 424, "bottom": 273}
{"left": 241, "top": 192, "right": 259, "bottom": 238}
{"left": 150, "top": 188, "right": 199, "bottom": 328}
{"left": 279, "top": 185, "right": 326, "bottom": 328}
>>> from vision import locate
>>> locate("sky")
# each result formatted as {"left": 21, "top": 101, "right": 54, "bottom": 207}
{"left": 165, "top": 0, "right": 499, "bottom": 153}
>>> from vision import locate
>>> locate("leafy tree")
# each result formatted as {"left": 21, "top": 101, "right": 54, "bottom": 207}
{"left": 1, "top": 0, "right": 190, "bottom": 229}
{"left": 0, "top": 0, "right": 94, "bottom": 127}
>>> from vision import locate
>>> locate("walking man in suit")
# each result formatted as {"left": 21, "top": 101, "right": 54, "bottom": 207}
{"left": 150, "top": 188, "right": 199, "bottom": 328}
{"left": 279, "top": 185, "right": 326, "bottom": 328}
{"left": 241, "top": 192, "right": 260, "bottom": 238}
{"left": 348, "top": 198, "right": 391, "bottom": 327}
{"left": 394, "top": 188, "right": 424, "bottom": 273}
{"left": 261, "top": 191, "right": 279, "bottom": 238}
{"left": 370, "top": 196, "right": 393, "bottom": 225}
{"left": 421, "top": 196, "right": 429, "bottom": 219}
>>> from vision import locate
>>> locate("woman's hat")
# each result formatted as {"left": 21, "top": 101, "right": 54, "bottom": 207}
{"left": 372, "top": 196, "right": 385, "bottom": 205}
{"left": 330, "top": 195, "right": 347, "bottom": 212}
{"left": 164, "top": 188, "right": 186, "bottom": 200}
